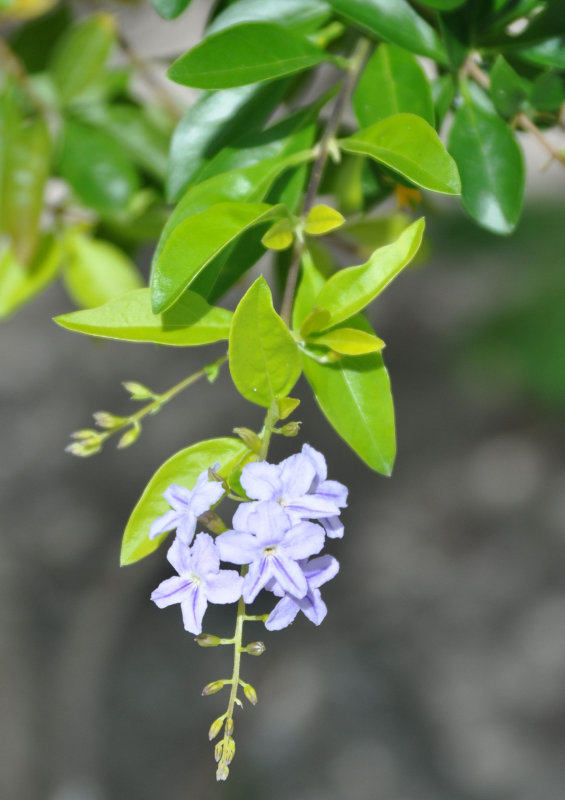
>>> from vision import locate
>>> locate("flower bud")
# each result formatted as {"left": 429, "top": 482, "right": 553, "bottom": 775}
{"left": 202, "top": 680, "right": 225, "bottom": 696}
{"left": 245, "top": 641, "right": 266, "bottom": 656}
{"left": 117, "top": 425, "right": 140, "bottom": 449}
{"left": 280, "top": 421, "right": 301, "bottom": 437}
{"left": 71, "top": 429, "right": 98, "bottom": 440}
{"left": 243, "top": 683, "right": 258, "bottom": 705}
{"left": 122, "top": 381, "right": 156, "bottom": 401}
{"left": 214, "top": 741, "right": 223, "bottom": 762}
{"left": 93, "top": 410, "right": 123, "bottom": 429}
{"left": 233, "top": 427, "right": 262, "bottom": 453}
{"left": 224, "top": 736, "right": 236, "bottom": 765}
{"left": 194, "top": 633, "right": 221, "bottom": 647}
{"left": 224, "top": 717, "right": 234, "bottom": 737}
{"left": 208, "top": 716, "right": 224, "bottom": 741}
{"left": 216, "top": 762, "right": 229, "bottom": 781}
{"left": 65, "top": 440, "right": 102, "bottom": 458}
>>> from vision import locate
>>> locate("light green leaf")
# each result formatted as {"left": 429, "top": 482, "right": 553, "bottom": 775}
{"left": 304, "top": 204, "right": 345, "bottom": 235}
{"left": 448, "top": 95, "right": 524, "bottom": 234}
{"left": 416, "top": 0, "right": 465, "bottom": 8}
{"left": 62, "top": 233, "right": 143, "bottom": 309}
{"left": 121, "top": 438, "right": 249, "bottom": 565}
{"left": 54, "top": 287, "right": 232, "bottom": 345}
{"left": 0, "top": 236, "right": 60, "bottom": 320}
{"left": 292, "top": 248, "right": 326, "bottom": 330}
{"left": 58, "top": 120, "right": 139, "bottom": 212}
{"left": 354, "top": 44, "right": 434, "bottom": 127}
{"left": 339, "top": 113, "right": 461, "bottom": 194}
{"left": 151, "top": 202, "right": 282, "bottom": 313}
{"left": 311, "top": 218, "right": 424, "bottom": 330}
{"left": 167, "top": 22, "right": 328, "bottom": 89}
{"left": 308, "top": 327, "right": 385, "bottom": 355}
{"left": 207, "top": 0, "right": 331, "bottom": 36}
{"left": 490, "top": 56, "right": 530, "bottom": 117}
{"left": 327, "top": 0, "right": 446, "bottom": 62}
{"left": 262, "top": 219, "right": 295, "bottom": 251}
{"left": 229, "top": 275, "right": 301, "bottom": 406}
{"left": 150, "top": 0, "right": 192, "bottom": 19}
{"left": 303, "top": 315, "right": 396, "bottom": 474}
{"left": 49, "top": 13, "right": 116, "bottom": 104}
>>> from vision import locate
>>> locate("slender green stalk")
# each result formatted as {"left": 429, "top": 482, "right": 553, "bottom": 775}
{"left": 215, "top": 592, "right": 246, "bottom": 781}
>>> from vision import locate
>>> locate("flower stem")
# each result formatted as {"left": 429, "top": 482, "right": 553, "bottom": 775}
{"left": 216, "top": 586, "right": 246, "bottom": 781}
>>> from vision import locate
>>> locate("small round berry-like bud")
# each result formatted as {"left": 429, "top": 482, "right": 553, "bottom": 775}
{"left": 208, "top": 716, "right": 224, "bottom": 741}
{"left": 245, "top": 641, "right": 266, "bottom": 656}
{"left": 280, "top": 421, "right": 301, "bottom": 437}
{"left": 202, "top": 680, "right": 224, "bottom": 696}
{"left": 194, "top": 633, "right": 221, "bottom": 647}
{"left": 224, "top": 717, "right": 234, "bottom": 737}
{"left": 243, "top": 683, "right": 258, "bottom": 705}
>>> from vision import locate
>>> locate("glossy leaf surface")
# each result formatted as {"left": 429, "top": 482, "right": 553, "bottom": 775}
{"left": 121, "top": 438, "right": 248, "bottom": 565}
{"left": 150, "top": 0, "right": 192, "bottom": 19}
{"left": 229, "top": 276, "right": 301, "bottom": 406}
{"left": 55, "top": 288, "right": 232, "bottom": 345}
{"left": 207, "top": 0, "right": 332, "bottom": 35}
{"left": 167, "top": 22, "right": 328, "bottom": 89}
{"left": 339, "top": 114, "right": 461, "bottom": 194}
{"left": 490, "top": 56, "right": 530, "bottom": 117}
{"left": 354, "top": 44, "right": 434, "bottom": 127}
{"left": 308, "top": 326, "right": 385, "bottom": 354}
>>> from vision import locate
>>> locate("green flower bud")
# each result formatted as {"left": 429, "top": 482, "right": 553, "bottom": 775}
{"left": 214, "top": 741, "right": 223, "bottom": 763}
{"left": 245, "top": 641, "right": 266, "bottom": 656}
{"left": 224, "top": 736, "right": 236, "bottom": 765}
{"left": 224, "top": 717, "right": 234, "bottom": 737}
{"left": 280, "top": 421, "right": 301, "bottom": 437}
{"left": 216, "top": 762, "right": 229, "bottom": 781}
{"left": 233, "top": 427, "right": 262, "bottom": 454}
{"left": 194, "top": 633, "right": 221, "bottom": 647}
{"left": 243, "top": 683, "right": 258, "bottom": 706}
{"left": 202, "top": 680, "right": 225, "bottom": 696}
{"left": 122, "top": 381, "right": 156, "bottom": 401}
{"left": 208, "top": 716, "right": 225, "bottom": 741}
{"left": 117, "top": 425, "right": 140, "bottom": 449}
{"left": 93, "top": 410, "right": 123, "bottom": 429}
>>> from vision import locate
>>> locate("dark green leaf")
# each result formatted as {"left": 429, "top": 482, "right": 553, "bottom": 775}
{"left": 167, "top": 22, "right": 328, "bottom": 89}
{"left": 448, "top": 94, "right": 524, "bottom": 234}
{"left": 354, "top": 43, "right": 434, "bottom": 127}
{"left": 432, "top": 74, "right": 455, "bottom": 129}
{"left": 9, "top": 2, "right": 71, "bottom": 73}
{"left": 229, "top": 275, "right": 301, "bottom": 406}
{"left": 303, "top": 315, "right": 396, "bottom": 474}
{"left": 517, "top": 38, "right": 565, "bottom": 69}
{"left": 206, "top": 0, "right": 332, "bottom": 35}
{"left": 490, "top": 55, "right": 530, "bottom": 117}
{"left": 327, "top": 0, "right": 446, "bottom": 62}
{"left": 54, "top": 287, "right": 232, "bottom": 345}
{"left": 49, "top": 13, "right": 116, "bottom": 104}
{"left": 58, "top": 120, "right": 140, "bottom": 212}
{"left": 0, "top": 235, "right": 60, "bottom": 320}
{"left": 151, "top": 202, "right": 282, "bottom": 313}
{"left": 150, "top": 0, "right": 192, "bottom": 19}
{"left": 416, "top": 0, "right": 466, "bottom": 8}
{"left": 121, "top": 438, "right": 249, "bottom": 565}
{"left": 531, "top": 71, "right": 564, "bottom": 111}
{"left": 339, "top": 113, "right": 461, "bottom": 194}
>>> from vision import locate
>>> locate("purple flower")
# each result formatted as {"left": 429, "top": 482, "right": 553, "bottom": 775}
{"left": 301, "top": 444, "right": 348, "bottom": 538}
{"left": 149, "top": 467, "right": 224, "bottom": 546}
{"left": 265, "top": 555, "right": 339, "bottom": 630}
{"left": 215, "top": 502, "right": 325, "bottom": 604}
{"left": 151, "top": 533, "right": 242, "bottom": 635}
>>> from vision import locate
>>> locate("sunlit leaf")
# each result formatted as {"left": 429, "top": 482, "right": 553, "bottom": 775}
{"left": 206, "top": 0, "right": 331, "bottom": 36}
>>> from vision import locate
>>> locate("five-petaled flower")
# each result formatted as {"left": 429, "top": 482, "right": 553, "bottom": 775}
{"left": 151, "top": 533, "right": 242, "bottom": 634}
{"left": 149, "top": 468, "right": 224, "bottom": 546}
{"left": 216, "top": 501, "right": 325, "bottom": 603}
{"left": 265, "top": 554, "right": 340, "bottom": 629}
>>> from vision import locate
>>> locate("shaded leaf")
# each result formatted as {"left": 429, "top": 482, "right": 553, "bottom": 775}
{"left": 206, "top": 0, "right": 331, "bottom": 35}
{"left": 150, "top": 0, "right": 192, "bottom": 19}
{"left": 0, "top": 236, "right": 60, "bottom": 320}
{"left": 517, "top": 38, "right": 565, "bottom": 70}
{"left": 490, "top": 55, "right": 530, "bottom": 117}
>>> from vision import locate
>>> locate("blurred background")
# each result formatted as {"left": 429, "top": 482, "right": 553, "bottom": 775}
{"left": 2, "top": 2, "right": 565, "bottom": 799}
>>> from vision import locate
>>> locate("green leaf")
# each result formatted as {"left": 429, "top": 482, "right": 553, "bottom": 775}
{"left": 415, "top": 0, "right": 465, "bottom": 8}
{"left": 490, "top": 56, "right": 530, "bottom": 117}
{"left": 49, "top": 13, "right": 116, "bottom": 104}
{"left": 166, "top": 82, "right": 286, "bottom": 201}
{"left": 262, "top": 219, "right": 295, "bottom": 250}
{"left": 311, "top": 218, "right": 424, "bottom": 330}
{"left": 292, "top": 248, "right": 327, "bottom": 330}
{"left": 121, "top": 438, "right": 248, "bottom": 565}
{"left": 339, "top": 114, "right": 461, "bottom": 194}
{"left": 150, "top": 0, "right": 192, "bottom": 19}
{"left": 517, "top": 38, "right": 565, "bottom": 70}
{"left": 304, "top": 204, "right": 345, "bottom": 235}
{"left": 308, "top": 326, "right": 384, "bottom": 355}
{"left": 0, "top": 115, "right": 50, "bottom": 264}
{"left": 58, "top": 120, "right": 140, "bottom": 212}
{"left": 531, "top": 71, "right": 564, "bottom": 111}
{"left": 54, "top": 287, "right": 232, "bottom": 345}
{"left": 229, "top": 275, "right": 301, "bottom": 406}
{"left": 353, "top": 44, "right": 434, "bottom": 127}
{"left": 9, "top": 3, "right": 71, "bottom": 74}
{"left": 0, "top": 236, "right": 60, "bottom": 320}
{"left": 62, "top": 233, "right": 143, "bottom": 308}
{"left": 327, "top": 0, "right": 446, "bottom": 62}
{"left": 151, "top": 202, "right": 282, "bottom": 313}
{"left": 303, "top": 315, "right": 395, "bottom": 474}
{"left": 432, "top": 74, "right": 455, "bottom": 129}
{"left": 448, "top": 95, "right": 524, "bottom": 234}
{"left": 206, "top": 0, "right": 332, "bottom": 35}
{"left": 167, "top": 22, "right": 328, "bottom": 89}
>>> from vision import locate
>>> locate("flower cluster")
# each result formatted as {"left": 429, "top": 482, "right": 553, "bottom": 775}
{"left": 150, "top": 444, "right": 347, "bottom": 634}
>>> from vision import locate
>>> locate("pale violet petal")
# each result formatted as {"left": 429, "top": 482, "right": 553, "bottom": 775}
{"left": 175, "top": 512, "right": 198, "bottom": 546}
{"left": 240, "top": 461, "right": 282, "bottom": 501}
{"left": 317, "top": 479, "right": 348, "bottom": 507}
{"left": 285, "top": 493, "right": 340, "bottom": 519}
{"left": 205, "top": 570, "right": 243, "bottom": 604}
{"left": 231, "top": 501, "right": 258, "bottom": 531}
{"left": 190, "top": 480, "right": 224, "bottom": 516}
{"left": 282, "top": 521, "right": 325, "bottom": 561}
{"left": 163, "top": 484, "right": 192, "bottom": 510}
{"left": 271, "top": 553, "right": 308, "bottom": 598}
{"left": 149, "top": 509, "right": 180, "bottom": 539}
{"left": 303, "top": 554, "right": 339, "bottom": 588}
{"left": 246, "top": 501, "right": 292, "bottom": 545}
{"left": 190, "top": 532, "right": 220, "bottom": 576}
{"left": 216, "top": 531, "right": 259, "bottom": 564}
{"left": 301, "top": 443, "right": 327, "bottom": 482}
{"left": 279, "top": 453, "right": 316, "bottom": 498}
{"left": 298, "top": 587, "right": 327, "bottom": 625}
{"left": 322, "top": 515, "right": 344, "bottom": 539}
{"left": 180, "top": 584, "right": 208, "bottom": 634}
{"left": 166, "top": 537, "right": 192, "bottom": 576}
{"left": 265, "top": 596, "right": 300, "bottom": 630}
{"left": 151, "top": 576, "right": 191, "bottom": 608}
{"left": 242, "top": 558, "right": 272, "bottom": 603}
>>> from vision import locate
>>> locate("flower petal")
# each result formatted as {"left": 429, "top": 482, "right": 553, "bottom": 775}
{"left": 149, "top": 509, "right": 180, "bottom": 539}
{"left": 246, "top": 501, "right": 292, "bottom": 545}
{"left": 163, "top": 484, "right": 192, "bottom": 510}
{"left": 317, "top": 479, "right": 348, "bottom": 507}
{"left": 282, "top": 521, "right": 325, "bottom": 560}
{"left": 175, "top": 512, "right": 198, "bottom": 546}
{"left": 301, "top": 443, "right": 327, "bottom": 483}
{"left": 215, "top": 531, "right": 259, "bottom": 564}
{"left": 265, "top": 595, "right": 299, "bottom": 630}
{"left": 303, "top": 554, "right": 339, "bottom": 588}
{"left": 321, "top": 515, "right": 344, "bottom": 539}
{"left": 298, "top": 587, "right": 327, "bottom": 625}
{"left": 151, "top": 576, "right": 191, "bottom": 608}
{"left": 205, "top": 570, "right": 243, "bottom": 604}
{"left": 190, "top": 480, "right": 224, "bottom": 517}
{"left": 240, "top": 461, "right": 281, "bottom": 501}
{"left": 242, "top": 558, "right": 272, "bottom": 603}
{"left": 279, "top": 453, "right": 316, "bottom": 498}
{"left": 190, "top": 532, "right": 220, "bottom": 576}
{"left": 285, "top": 493, "right": 341, "bottom": 519}
{"left": 180, "top": 584, "right": 208, "bottom": 634}
{"left": 166, "top": 537, "right": 192, "bottom": 575}
{"left": 231, "top": 501, "right": 258, "bottom": 531}
{"left": 271, "top": 553, "right": 308, "bottom": 598}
